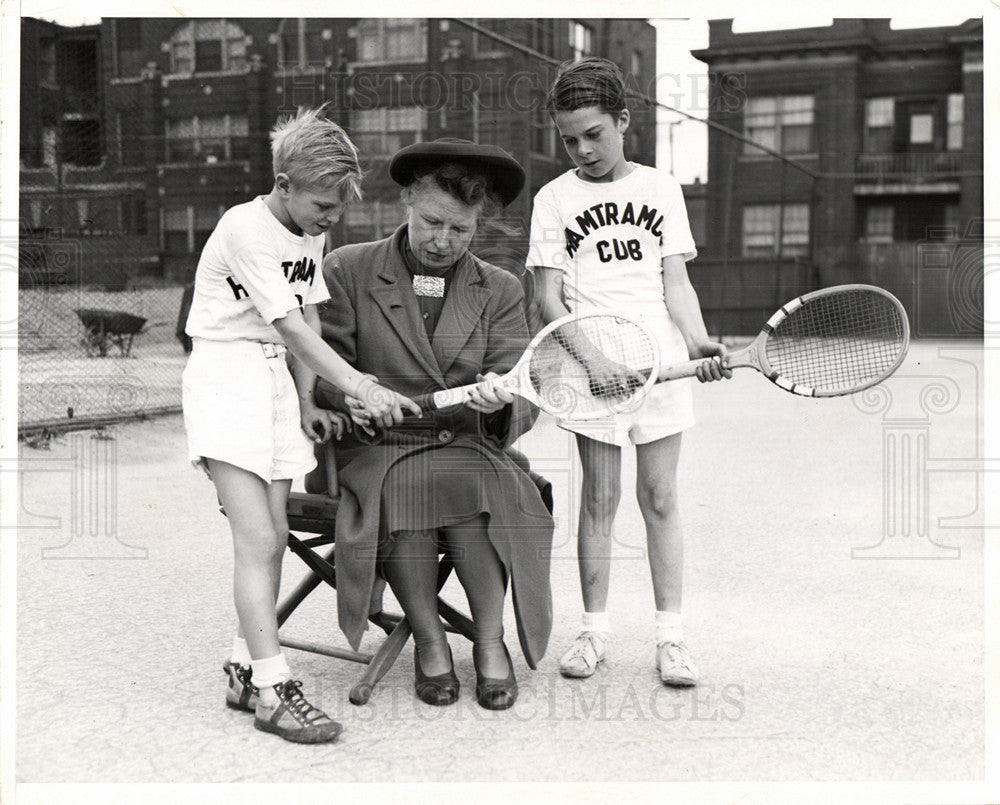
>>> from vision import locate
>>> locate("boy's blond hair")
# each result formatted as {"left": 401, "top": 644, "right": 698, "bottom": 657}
{"left": 270, "top": 105, "right": 364, "bottom": 201}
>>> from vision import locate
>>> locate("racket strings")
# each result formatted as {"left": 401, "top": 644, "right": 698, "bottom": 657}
{"left": 528, "top": 316, "right": 657, "bottom": 419}
{"left": 765, "top": 290, "right": 907, "bottom": 393}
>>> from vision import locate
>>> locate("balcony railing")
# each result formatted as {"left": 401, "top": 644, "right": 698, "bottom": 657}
{"left": 855, "top": 152, "right": 963, "bottom": 182}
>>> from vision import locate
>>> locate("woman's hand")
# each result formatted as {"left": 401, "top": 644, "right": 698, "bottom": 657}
{"left": 690, "top": 341, "right": 733, "bottom": 383}
{"left": 300, "top": 399, "right": 349, "bottom": 444}
{"left": 465, "top": 372, "right": 514, "bottom": 414}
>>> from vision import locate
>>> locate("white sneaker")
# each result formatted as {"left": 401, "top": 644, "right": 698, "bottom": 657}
{"left": 559, "top": 631, "right": 608, "bottom": 678}
{"left": 656, "top": 640, "right": 698, "bottom": 687}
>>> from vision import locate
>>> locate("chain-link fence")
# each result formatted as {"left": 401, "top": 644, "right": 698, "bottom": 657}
{"left": 18, "top": 43, "right": 190, "bottom": 434}
{"left": 17, "top": 281, "right": 189, "bottom": 431}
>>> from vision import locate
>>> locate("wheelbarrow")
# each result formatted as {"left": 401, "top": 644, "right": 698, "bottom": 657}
{"left": 74, "top": 308, "right": 149, "bottom": 357}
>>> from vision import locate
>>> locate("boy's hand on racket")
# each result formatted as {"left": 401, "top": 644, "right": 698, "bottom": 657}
{"left": 691, "top": 341, "right": 732, "bottom": 383}
{"left": 466, "top": 372, "right": 514, "bottom": 414}
{"left": 345, "top": 394, "right": 376, "bottom": 437}
{"left": 585, "top": 354, "right": 647, "bottom": 399}
{"left": 355, "top": 378, "right": 423, "bottom": 430}
{"left": 300, "top": 400, "right": 348, "bottom": 443}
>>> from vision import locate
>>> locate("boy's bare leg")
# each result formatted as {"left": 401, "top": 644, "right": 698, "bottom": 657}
{"left": 636, "top": 433, "right": 698, "bottom": 685}
{"left": 635, "top": 433, "right": 684, "bottom": 612}
{"left": 208, "top": 459, "right": 288, "bottom": 696}
{"left": 233, "top": 477, "right": 290, "bottom": 642}
{"left": 574, "top": 434, "right": 622, "bottom": 612}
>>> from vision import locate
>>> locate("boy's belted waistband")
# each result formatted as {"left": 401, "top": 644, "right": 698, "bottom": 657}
{"left": 260, "top": 342, "right": 287, "bottom": 359}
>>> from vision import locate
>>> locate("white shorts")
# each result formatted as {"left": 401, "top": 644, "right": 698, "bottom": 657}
{"left": 557, "top": 309, "right": 695, "bottom": 447}
{"left": 182, "top": 338, "right": 316, "bottom": 482}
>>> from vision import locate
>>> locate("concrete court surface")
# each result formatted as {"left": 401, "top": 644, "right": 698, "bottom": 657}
{"left": 9, "top": 340, "right": 991, "bottom": 802}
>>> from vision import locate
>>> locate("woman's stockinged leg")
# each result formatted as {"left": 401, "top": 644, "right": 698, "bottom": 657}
{"left": 444, "top": 514, "right": 509, "bottom": 679}
{"left": 381, "top": 530, "right": 451, "bottom": 676}
{"left": 635, "top": 433, "right": 684, "bottom": 612}
{"left": 208, "top": 459, "right": 288, "bottom": 664}
{"left": 574, "top": 434, "right": 623, "bottom": 612}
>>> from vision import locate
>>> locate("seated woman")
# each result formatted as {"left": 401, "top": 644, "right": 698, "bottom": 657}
{"left": 305, "top": 139, "right": 553, "bottom": 710}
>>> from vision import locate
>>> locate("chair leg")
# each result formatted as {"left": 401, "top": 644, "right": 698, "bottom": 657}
{"left": 438, "top": 599, "right": 476, "bottom": 640}
{"left": 276, "top": 543, "right": 336, "bottom": 627}
{"left": 349, "top": 617, "right": 412, "bottom": 706}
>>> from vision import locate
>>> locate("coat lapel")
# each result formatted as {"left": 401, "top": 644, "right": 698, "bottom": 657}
{"left": 432, "top": 252, "right": 492, "bottom": 375}
{"left": 369, "top": 236, "right": 446, "bottom": 385}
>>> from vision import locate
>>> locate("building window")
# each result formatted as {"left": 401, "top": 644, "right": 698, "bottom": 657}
{"left": 863, "top": 204, "right": 894, "bottom": 244}
{"left": 530, "top": 99, "right": 555, "bottom": 156}
{"left": 60, "top": 118, "right": 102, "bottom": 167}
{"left": 39, "top": 38, "right": 57, "bottom": 85}
{"left": 472, "top": 19, "right": 508, "bottom": 57}
{"left": 350, "top": 107, "right": 425, "bottom": 156}
{"left": 122, "top": 195, "right": 147, "bottom": 235}
{"left": 943, "top": 203, "right": 961, "bottom": 237}
{"left": 630, "top": 50, "right": 643, "bottom": 80}
{"left": 528, "top": 20, "right": 558, "bottom": 58}
{"left": 277, "top": 19, "right": 326, "bottom": 69}
{"left": 742, "top": 204, "right": 810, "bottom": 258}
{"left": 569, "top": 21, "right": 592, "bottom": 61}
{"left": 356, "top": 19, "right": 426, "bottom": 62}
{"left": 169, "top": 20, "right": 248, "bottom": 75}
{"left": 29, "top": 200, "right": 44, "bottom": 228}
{"left": 114, "top": 19, "right": 143, "bottom": 77}
{"left": 345, "top": 199, "right": 407, "bottom": 242}
{"left": 864, "top": 97, "right": 894, "bottom": 153}
{"left": 909, "top": 112, "right": 934, "bottom": 145}
{"left": 163, "top": 205, "right": 222, "bottom": 253}
{"left": 744, "top": 95, "right": 814, "bottom": 155}
{"left": 194, "top": 206, "right": 220, "bottom": 252}
{"left": 946, "top": 94, "right": 963, "bottom": 151}
{"left": 73, "top": 195, "right": 141, "bottom": 237}
{"left": 116, "top": 113, "right": 145, "bottom": 167}
{"left": 42, "top": 126, "right": 58, "bottom": 167}
{"left": 163, "top": 208, "right": 191, "bottom": 253}
{"left": 166, "top": 115, "right": 249, "bottom": 163}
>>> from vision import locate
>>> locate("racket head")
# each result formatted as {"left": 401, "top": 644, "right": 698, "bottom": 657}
{"left": 756, "top": 284, "right": 910, "bottom": 397}
{"left": 524, "top": 311, "right": 660, "bottom": 420}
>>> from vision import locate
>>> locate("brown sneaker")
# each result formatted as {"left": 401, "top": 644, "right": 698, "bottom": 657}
{"left": 223, "top": 660, "right": 258, "bottom": 712}
{"left": 254, "top": 680, "right": 342, "bottom": 744}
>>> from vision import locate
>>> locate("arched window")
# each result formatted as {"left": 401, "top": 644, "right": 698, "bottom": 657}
{"left": 169, "top": 19, "right": 248, "bottom": 75}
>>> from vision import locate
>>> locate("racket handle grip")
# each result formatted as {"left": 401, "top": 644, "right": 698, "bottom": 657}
{"left": 429, "top": 384, "right": 474, "bottom": 409}
{"left": 657, "top": 355, "right": 727, "bottom": 382}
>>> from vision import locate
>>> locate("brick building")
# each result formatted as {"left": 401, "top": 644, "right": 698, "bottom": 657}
{"left": 691, "top": 18, "right": 983, "bottom": 336}
{"left": 19, "top": 17, "right": 657, "bottom": 286}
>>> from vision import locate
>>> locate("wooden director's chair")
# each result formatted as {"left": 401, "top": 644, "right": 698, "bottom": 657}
{"left": 276, "top": 440, "right": 476, "bottom": 705}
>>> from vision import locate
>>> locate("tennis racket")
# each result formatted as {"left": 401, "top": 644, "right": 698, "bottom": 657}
{"left": 426, "top": 311, "right": 660, "bottom": 420}
{"left": 659, "top": 284, "right": 910, "bottom": 397}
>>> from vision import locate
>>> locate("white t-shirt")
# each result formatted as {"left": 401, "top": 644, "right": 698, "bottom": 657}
{"left": 526, "top": 164, "right": 696, "bottom": 320}
{"left": 185, "top": 196, "right": 330, "bottom": 342}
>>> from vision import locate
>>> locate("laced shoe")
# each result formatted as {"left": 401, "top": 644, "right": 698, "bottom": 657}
{"left": 254, "top": 680, "right": 343, "bottom": 744}
{"left": 559, "top": 631, "right": 608, "bottom": 678}
{"left": 656, "top": 640, "right": 698, "bottom": 687}
{"left": 223, "top": 660, "right": 258, "bottom": 713}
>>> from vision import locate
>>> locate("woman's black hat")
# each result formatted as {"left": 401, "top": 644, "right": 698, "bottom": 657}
{"left": 389, "top": 138, "right": 526, "bottom": 207}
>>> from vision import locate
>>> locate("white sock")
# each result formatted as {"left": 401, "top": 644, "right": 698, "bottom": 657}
{"left": 582, "top": 611, "right": 612, "bottom": 635}
{"left": 655, "top": 610, "right": 684, "bottom": 645}
{"left": 230, "top": 636, "right": 252, "bottom": 667}
{"left": 250, "top": 653, "right": 291, "bottom": 689}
